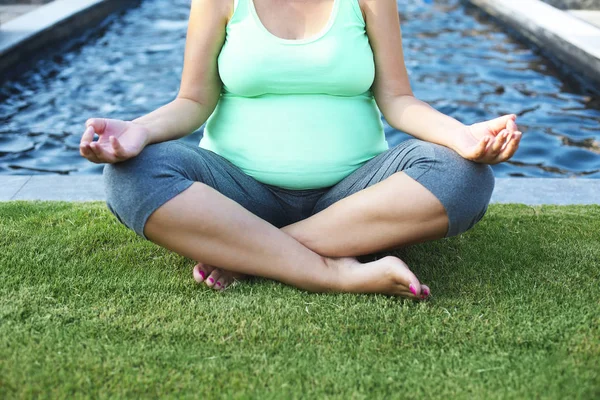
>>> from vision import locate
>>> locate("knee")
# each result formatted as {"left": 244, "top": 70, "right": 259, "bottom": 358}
{"left": 430, "top": 144, "right": 495, "bottom": 237}
{"left": 103, "top": 142, "right": 167, "bottom": 202}
{"left": 102, "top": 142, "right": 181, "bottom": 236}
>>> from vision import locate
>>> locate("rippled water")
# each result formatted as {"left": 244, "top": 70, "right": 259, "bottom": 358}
{"left": 0, "top": 0, "right": 599, "bottom": 177}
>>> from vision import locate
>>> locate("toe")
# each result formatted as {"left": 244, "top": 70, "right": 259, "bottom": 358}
{"left": 420, "top": 285, "right": 431, "bottom": 300}
{"left": 214, "top": 277, "right": 227, "bottom": 291}
{"left": 398, "top": 285, "right": 431, "bottom": 301}
{"left": 205, "top": 268, "right": 222, "bottom": 288}
{"left": 193, "top": 263, "right": 215, "bottom": 283}
{"left": 219, "top": 272, "right": 238, "bottom": 291}
{"left": 383, "top": 256, "right": 423, "bottom": 296}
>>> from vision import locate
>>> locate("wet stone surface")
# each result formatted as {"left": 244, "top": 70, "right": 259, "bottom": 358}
{"left": 0, "top": 0, "right": 599, "bottom": 177}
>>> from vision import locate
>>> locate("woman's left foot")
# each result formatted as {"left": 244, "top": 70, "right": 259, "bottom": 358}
{"left": 193, "top": 262, "right": 247, "bottom": 291}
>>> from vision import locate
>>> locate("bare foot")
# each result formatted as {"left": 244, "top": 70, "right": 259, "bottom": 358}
{"left": 326, "top": 255, "right": 431, "bottom": 300}
{"left": 192, "top": 262, "right": 247, "bottom": 291}
{"left": 192, "top": 256, "right": 430, "bottom": 299}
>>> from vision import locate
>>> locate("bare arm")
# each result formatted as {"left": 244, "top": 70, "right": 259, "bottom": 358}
{"left": 363, "top": 0, "right": 464, "bottom": 147}
{"left": 363, "top": 0, "right": 521, "bottom": 164}
{"left": 133, "top": 0, "right": 230, "bottom": 145}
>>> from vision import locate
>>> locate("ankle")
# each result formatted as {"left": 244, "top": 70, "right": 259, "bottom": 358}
{"left": 321, "top": 256, "right": 355, "bottom": 293}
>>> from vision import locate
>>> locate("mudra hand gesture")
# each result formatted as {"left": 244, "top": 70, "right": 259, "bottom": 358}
{"left": 451, "top": 114, "right": 522, "bottom": 164}
{"left": 80, "top": 118, "right": 150, "bottom": 164}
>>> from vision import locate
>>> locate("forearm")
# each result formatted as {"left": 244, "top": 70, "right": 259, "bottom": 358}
{"left": 378, "top": 95, "right": 465, "bottom": 150}
{"left": 132, "top": 97, "right": 217, "bottom": 145}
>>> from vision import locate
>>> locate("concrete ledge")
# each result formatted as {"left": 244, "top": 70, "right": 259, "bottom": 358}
{"left": 569, "top": 9, "right": 600, "bottom": 28}
{"left": 491, "top": 178, "right": 600, "bottom": 205}
{"left": 467, "top": 0, "right": 600, "bottom": 87}
{"left": 2, "top": 175, "right": 105, "bottom": 201}
{"left": 0, "top": 176, "right": 31, "bottom": 201}
{"left": 0, "top": 0, "right": 140, "bottom": 82}
{"left": 0, "top": 176, "right": 599, "bottom": 205}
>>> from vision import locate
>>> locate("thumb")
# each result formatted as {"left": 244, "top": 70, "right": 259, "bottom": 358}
{"left": 85, "top": 118, "right": 108, "bottom": 135}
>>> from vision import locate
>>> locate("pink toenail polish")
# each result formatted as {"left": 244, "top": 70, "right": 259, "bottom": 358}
{"left": 199, "top": 271, "right": 206, "bottom": 279}
{"left": 208, "top": 277, "right": 214, "bottom": 284}
{"left": 215, "top": 282, "right": 221, "bottom": 287}
{"left": 409, "top": 284, "right": 417, "bottom": 296}
{"left": 423, "top": 287, "right": 430, "bottom": 297}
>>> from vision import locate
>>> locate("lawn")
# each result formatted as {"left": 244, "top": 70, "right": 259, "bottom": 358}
{"left": 0, "top": 202, "right": 598, "bottom": 399}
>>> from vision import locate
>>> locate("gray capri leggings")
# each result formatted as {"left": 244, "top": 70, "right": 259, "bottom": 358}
{"left": 103, "top": 139, "right": 495, "bottom": 241}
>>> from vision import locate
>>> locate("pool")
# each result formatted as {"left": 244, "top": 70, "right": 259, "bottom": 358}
{"left": 0, "top": 0, "right": 599, "bottom": 177}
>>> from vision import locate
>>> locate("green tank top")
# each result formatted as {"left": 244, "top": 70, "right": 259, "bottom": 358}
{"left": 200, "top": 0, "right": 389, "bottom": 189}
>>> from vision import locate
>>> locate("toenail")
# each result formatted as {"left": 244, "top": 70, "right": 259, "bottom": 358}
{"left": 409, "top": 284, "right": 417, "bottom": 296}
{"left": 208, "top": 277, "right": 214, "bottom": 284}
{"left": 215, "top": 282, "right": 221, "bottom": 287}
{"left": 423, "top": 287, "right": 430, "bottom": 297}
{"left": 199, "top": 271, "right": 206, "bottom": 279}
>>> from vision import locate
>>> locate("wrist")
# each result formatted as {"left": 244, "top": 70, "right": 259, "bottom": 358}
{"left": 446, "top": 124, "right": 471, "bottom": 154}
{"left": 130, "top": 120, "right": 153, "bottom": 147}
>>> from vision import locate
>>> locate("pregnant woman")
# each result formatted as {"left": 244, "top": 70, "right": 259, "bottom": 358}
{"left": 80, "top": 0, "right": 521, "bottom": 299}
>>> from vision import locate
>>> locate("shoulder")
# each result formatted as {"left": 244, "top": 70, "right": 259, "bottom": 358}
{"left": 359, "top": 0, "right": 399, "bottom": 23}
{"left": 190, "top": 0, "right": 231, "bottom": 24}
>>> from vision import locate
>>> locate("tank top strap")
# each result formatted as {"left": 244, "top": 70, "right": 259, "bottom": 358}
{"left": 347, "top": 0, "right": 366, "bottom": 25}
{"left": 227, "top": 0, "right": 251, "bottom": 28}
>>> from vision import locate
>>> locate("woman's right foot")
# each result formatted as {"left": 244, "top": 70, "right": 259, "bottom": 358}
{"left": 325, "top": 255, "right": 431, "bottom": 300}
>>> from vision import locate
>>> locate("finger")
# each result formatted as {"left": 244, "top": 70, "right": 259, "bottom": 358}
{"left": 89, "top": 141, "right": 114, "bottom": 163}
{"left": 499, "top": 135, "right": 512, "bottom": 153}
{"left": 205, "top": 269, "right": 222, "bottom": 288}
{"left": 86, "top": 118, "right": 107, "bottom": 134}
{"left": 110, "top": 136, "right": 128, "bottom": 160}
{"left": 80, "top": 143, "right": 101, "bottom": 163}
{"left": 80, "top": 126, "right": 97, "bottom": 158}
{"left": 507, "top": 118, "right": 518, "bottom": 133}
{"left": 490, "top": 129, "right": 509, "bottom": 155}
{"left": 473, "top": 136, "right": 491, "bottom": 160}
{"left": 495, "top": 131, "right": 522, "bottom": 162}
{"left": 486, "top": 114, "right": 516, "bottom": 133}
{"left": 80, "top": 125, "right": 95, "bottom": 147}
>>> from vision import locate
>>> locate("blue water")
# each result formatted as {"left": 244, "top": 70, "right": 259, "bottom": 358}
{"left": 0, "top": 0, "right": 599, "bottom": 177}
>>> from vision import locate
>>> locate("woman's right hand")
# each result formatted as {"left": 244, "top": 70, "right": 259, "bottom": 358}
{"left": 80, "top": 118, "right": 151, "bottom": 164}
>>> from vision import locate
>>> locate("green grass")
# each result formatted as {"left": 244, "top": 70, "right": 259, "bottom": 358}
{"left": 0, "top": 202, "right": 599, "bottom": 399}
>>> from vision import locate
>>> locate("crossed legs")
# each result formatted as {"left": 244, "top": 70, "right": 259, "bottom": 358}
{"left": 281, "top": 171, "right": 448, "bottom": 258}
{"left": 143, "top": 173, "right": 439, "bottom": 298}
{"left": 104, "top": 139, "right": 494, "bottom": 299}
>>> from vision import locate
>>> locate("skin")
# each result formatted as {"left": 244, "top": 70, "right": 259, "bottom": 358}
{"left": 80, "top": 0, "right": 521, "bottom": 298}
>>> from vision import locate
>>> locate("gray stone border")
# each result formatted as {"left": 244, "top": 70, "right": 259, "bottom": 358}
{"left": 466, "top": 0, "right": 600, "bottom": 87}
{"left": 0, "top": 0, "right": 140, "bottom": 82}
{"left": 0, "top": 176, "right": 599, "bottom": 205}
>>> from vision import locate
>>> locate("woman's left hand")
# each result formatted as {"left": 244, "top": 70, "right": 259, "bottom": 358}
{"left": 450, "top": 114, "right": 522, "bottom": 164}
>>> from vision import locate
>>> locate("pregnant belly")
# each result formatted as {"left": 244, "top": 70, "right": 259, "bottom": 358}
{"left": 200, "top": 92, "right": 389, "bottom": 189}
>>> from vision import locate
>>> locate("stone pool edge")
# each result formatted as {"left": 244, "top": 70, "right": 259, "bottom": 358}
{"left": 0, "top": 176, "right": 599, "bottom": 205}
{"left": 466, "top": 0, "right": 600, "bottom": 87}
{"left": 0, "top": 0, "right": 141, "bottom": 82}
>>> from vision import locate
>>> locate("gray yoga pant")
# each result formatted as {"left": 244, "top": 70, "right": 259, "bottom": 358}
{"left": 103, "top": 139, "right": 495, "bottom": 241}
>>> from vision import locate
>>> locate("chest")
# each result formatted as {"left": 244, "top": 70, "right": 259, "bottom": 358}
{"left": 219, "top": 0, "right": 375, "bottom": 97}
{"left": 251, "top": 0, "right": 336, "bottom": 41}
